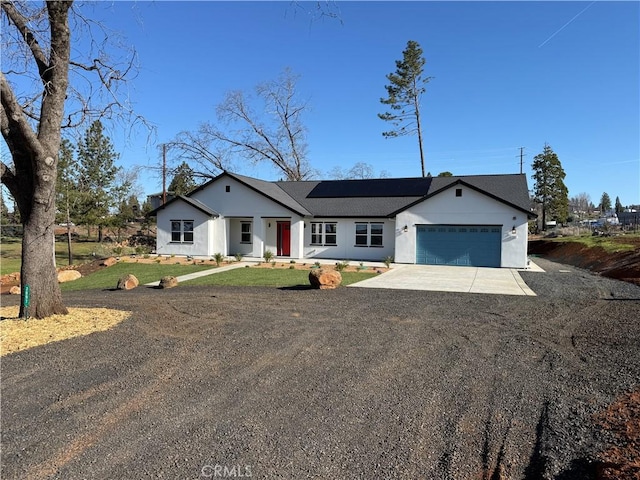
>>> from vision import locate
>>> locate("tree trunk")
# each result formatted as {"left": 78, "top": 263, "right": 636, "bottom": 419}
{"left": 1, "top": 1, "right": 73, "bottom": 319}
{"left": 20, "top": 201, "right": 67, "bottom": 318}
{"left": 414, "top": 91, "right": 425, "bottom": 177}
{"left": 66, "top": 201, "right": 73, "bottom": 265}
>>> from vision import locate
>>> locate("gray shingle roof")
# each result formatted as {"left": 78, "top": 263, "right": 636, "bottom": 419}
{"left": 177, "top": 171, "right": 533, "bottom": 219}
{"left": 276, "top": 174, "right": 533, "bottom": 218}
{"left": 148, "top": 195, "right": 220, "bottom": 217}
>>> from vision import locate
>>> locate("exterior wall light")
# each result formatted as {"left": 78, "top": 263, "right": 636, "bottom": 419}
{"left": 511, "top": 225, "right": 517, "bottom": 234}
{"left": 403, "top": 225, "right": 408, "bottom": 232}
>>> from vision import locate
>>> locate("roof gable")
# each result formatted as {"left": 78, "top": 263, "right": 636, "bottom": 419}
{"left": 148, "top": 195, "right": 219, "bottom": 217}
{"left": 392, "top": 175, "right": 534, "bottom": 218}
{"left": 152, "top": 171, "right": 533, "bottom": 219}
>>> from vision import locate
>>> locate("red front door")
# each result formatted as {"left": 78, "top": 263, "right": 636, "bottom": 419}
{"left": 277, "top": 221, "right": 291, "bottom": 256}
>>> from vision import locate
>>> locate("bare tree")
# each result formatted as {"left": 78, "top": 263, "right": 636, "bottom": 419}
{"left": 171, "top": 69, "right": 314, "bottom": 181}
{"left": 569, "top": 192, "right": 592, "bottom": 214}
{"left": 328, "top": 162, "right": 390, "bottom": 180}
{"left": 1, "top": 1, "right": 146, "bottom": 318}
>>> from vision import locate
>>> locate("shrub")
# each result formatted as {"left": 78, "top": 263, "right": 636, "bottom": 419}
{"left": 335, "top": 260, "right": 349, "bottom": 272}
{"left": 234, "top": 253, "right": 243, "bottom": 262}
{"left": 383, "top": 256, "right": 394, "bottom": 268}
{"left": 263, "top": 250, "right": 274, "bottom": 263}
{"left": 213, "top": 252, "right": 225, "bottom": 266}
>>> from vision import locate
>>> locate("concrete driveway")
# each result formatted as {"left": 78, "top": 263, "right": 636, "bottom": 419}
{"left": 350, "top": 262, "right": 540, "bottom": 296}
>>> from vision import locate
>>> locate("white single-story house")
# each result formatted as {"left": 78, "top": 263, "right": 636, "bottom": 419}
{"left": 150, "top": 171, "right": 536, "bottom": 268}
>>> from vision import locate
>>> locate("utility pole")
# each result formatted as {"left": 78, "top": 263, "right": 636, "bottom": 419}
{"left": 162, "top": 143, "right": 167, "bottom": 206}
{"left": 519, "top": 147, "right": 525, "bottom": 174}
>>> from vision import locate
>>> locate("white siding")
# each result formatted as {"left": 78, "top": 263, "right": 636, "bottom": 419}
{"left": 155, "top": 201, "right": 212, "bottom": 257}
{"left": 191, "top": 178, "right": 304, "bottom": 258}
{"left": 303, "top": 218, "right": 395, "bottom": 262}
{"left": 394, "top": 186, "right": 529, "bottom": 268}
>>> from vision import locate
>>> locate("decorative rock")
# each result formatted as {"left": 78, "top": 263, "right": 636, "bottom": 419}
{"left": 159, "top": 275, "right": 178, "bottom": 289}
{"left": 57, "top": 270, "right": 82, "bottom": 283}
{"left": 308, "top": 269, "right": 342, "bottom": 290}
{"left": 116, "top": 274, "right": 139, "bottom": 290}
{"left": 9, "top": 286, "right": 21, "bottom": 295}
{"left": 100, "top": 257, "right": 118, "bottom": 267}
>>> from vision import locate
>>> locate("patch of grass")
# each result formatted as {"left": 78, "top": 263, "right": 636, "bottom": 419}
{"left": 60, "top": 263, "right": 212, "bottom": 291}
{"left": 181, "top": 268, "right": 377, "bottom": 288}
{"left": 1, "top": 240, "right": 112, "bottom": 275}
{"left": 550, "top": 234, "right": 637, "bottom": 253}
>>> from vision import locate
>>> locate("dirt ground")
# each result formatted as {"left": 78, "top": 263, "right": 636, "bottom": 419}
{"left": 1, "top": 257, "right": 639, "bottom": 479}
{"left": 528, "top": 237, "right": 640, "bottom": 286}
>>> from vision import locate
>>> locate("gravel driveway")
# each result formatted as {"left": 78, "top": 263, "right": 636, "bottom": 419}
{"left": 2, "top": 257, "right": 639, "bottom": 479}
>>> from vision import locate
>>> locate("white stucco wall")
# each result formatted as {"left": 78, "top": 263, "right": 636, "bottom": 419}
{"left": 303, "top": 218, "right": 395, "bottom": 262}
{"left": 191, "top": 177, "right": 304, "bottom": 258}
{"left": 394, "top": 186, "right": 529, "bottom": 268}
{"left": 155, "top": 201, "right": 213, "bottom": 257}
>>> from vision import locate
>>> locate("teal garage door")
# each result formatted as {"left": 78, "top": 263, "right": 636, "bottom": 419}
{"left": 416, "top": 225, "right": 502, "bottom": 267}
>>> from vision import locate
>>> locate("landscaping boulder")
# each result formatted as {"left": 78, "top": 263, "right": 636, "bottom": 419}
{"left": 116, "top": 274, "right": 139, "bottom": 290}
{"left": 57, "top": 270, "right": 82, "bottom": 283}
{"left": 159, "top": 275, "right": 178, "bottom": 289}
{"left": 308, "top": 269, "right": 342, "bottom": 290}
{"left": 9, "top": 286, "right": 20, "bottom": 295}
{"left": 100, "top": 257, "right": 118, "bottom": 267}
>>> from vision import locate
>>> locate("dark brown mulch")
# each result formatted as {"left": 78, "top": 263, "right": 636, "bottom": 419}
{"left": 594, "top": 388, "right": 640, "bottom": 480}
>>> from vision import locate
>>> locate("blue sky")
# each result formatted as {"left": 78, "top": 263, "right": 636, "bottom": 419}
{"left": 87, "top": 1, "right": 638, "bottom": 207}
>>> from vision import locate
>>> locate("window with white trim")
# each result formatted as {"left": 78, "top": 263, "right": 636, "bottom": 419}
{"left": 171, "top": 220, "right": 194, "bottom": 243}
{"left": 240, "top": 222, "right": 252, "bottom": 243}
{"left": 355, "top": 222, "right": 384, "bottom": 247}
{"left": 310, "top": 222, "right": 337, "bottom": 246}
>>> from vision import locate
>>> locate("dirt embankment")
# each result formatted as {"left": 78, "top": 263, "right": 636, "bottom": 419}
{"left": 529, "top": 238, "right": 640, "bottom": 286}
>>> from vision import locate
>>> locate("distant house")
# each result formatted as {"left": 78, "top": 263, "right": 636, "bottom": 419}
{"left": 618, "top": 211, "right": 639, "bottom": 227}
{"left": 149, "top": 172, "right": 536, "bottom": 268}
{"left": 146, "top": 191, "right": 176, "bottom": 210}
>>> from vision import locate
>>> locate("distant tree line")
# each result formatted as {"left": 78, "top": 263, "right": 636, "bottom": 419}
{"left": 56, "top": 120, "right": 149, "bottom": 242}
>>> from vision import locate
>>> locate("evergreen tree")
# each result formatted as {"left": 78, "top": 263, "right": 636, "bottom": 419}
{"left": 76, "top": 120, "right": 120, "bottom": 241}
{"left": 168, "top": 162, "right": 197, "bottom": 195}
{"left": 57, "top": 138, "right": 79, "bottom": 265}
{"left": 56, "top": 138, "right": 79, "bottom": 224}
{"left": 615, "top": 196, "right": 623, "bottom": 214}
{"left": 0, "top": 190, "right": 9, "bottom": 224}
{"left": 599, "top": 192, "right": 611, "bottom": 213}
{"left": 531, "top": 144, "right": 569, "bottom": 229}
{"left": 379, "top": 40, "right": 431, "bottom": 177}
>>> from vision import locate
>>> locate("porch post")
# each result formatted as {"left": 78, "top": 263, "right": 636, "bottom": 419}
{"left": 252, "top": 216, "right": 265, "bottom": 258}
{"left": 290, "top": 218, "right": 304, "bottom": 259}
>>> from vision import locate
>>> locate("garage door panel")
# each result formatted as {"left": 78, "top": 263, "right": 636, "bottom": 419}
{"left": 416, "top": 225, "right": 501, "bottom": 267}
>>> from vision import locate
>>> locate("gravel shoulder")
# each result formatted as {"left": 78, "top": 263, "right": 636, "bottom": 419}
{"left": 2, "top": 257, "right": 639, "bottom": 479}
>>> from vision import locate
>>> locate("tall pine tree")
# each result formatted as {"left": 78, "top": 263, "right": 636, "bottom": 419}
{"left": 600, "top": 192, "right": 612, "bottom": 214}
{"left": 531, "top": 144, "right": 569, "bottom": 229}
{"left": 76, "top": 120, "right": 120, "bottom": 241}
{"left": 168, "top": 161, "right": 197, "bottom": 196}
{"left": 379, "top": 40, "right": 431, "bottom": 177}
